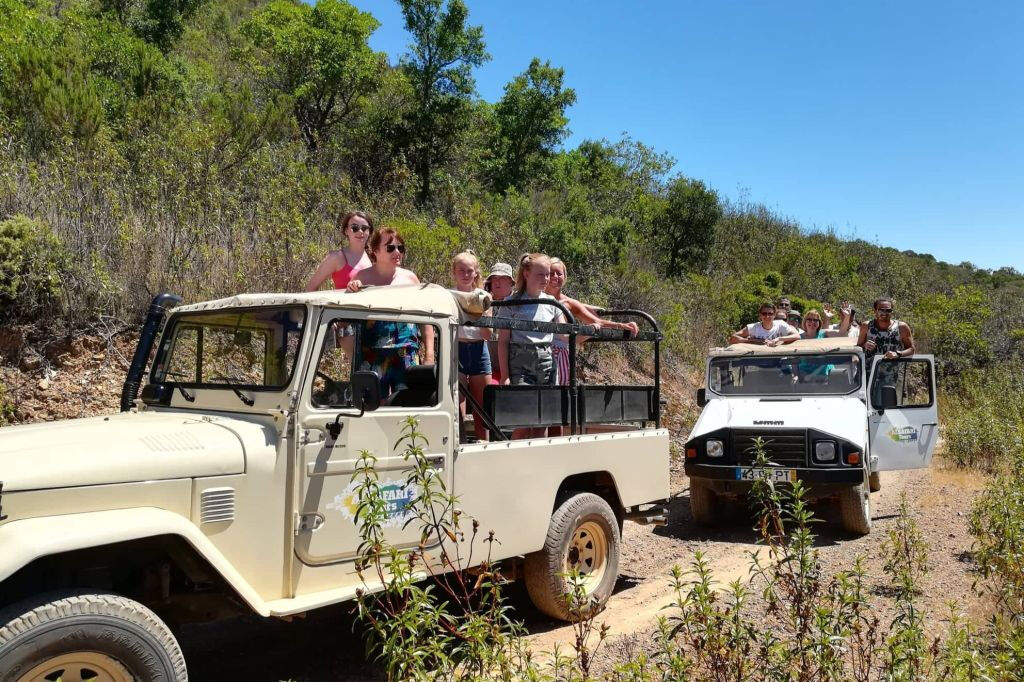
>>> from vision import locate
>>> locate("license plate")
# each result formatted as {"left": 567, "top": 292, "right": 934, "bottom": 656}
{"left": 735, "top": 467, "right": 796, "bottom": 482}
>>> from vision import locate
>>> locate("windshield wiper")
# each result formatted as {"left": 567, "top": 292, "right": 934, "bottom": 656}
{"left": 176, "top": 386, "right": 195, "bottom": 402}
{"left": 208, "top": 375, "right": 256, "bottom": 406}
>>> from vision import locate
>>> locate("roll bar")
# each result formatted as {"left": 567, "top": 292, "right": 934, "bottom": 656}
{"left": 463, "top": 298, "right": 663, "bottom": 433}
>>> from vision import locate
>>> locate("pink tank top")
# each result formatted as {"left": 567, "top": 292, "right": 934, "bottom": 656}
{"left": 330, "top": 251, "right": 366, "bottom": 289}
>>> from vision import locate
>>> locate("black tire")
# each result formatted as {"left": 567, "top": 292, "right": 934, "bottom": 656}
{"left": 524, "top": 492, "right": 621, "bottom": 621}
{"left": 869, "top": 471, "right": 882, "bottom": 492}
{"left": 689, "top": 481, "right": 718, "bottom": 525}
{"left": 0, "top": 590, "right": 187, "bottom": 682}
{"left": 839, "top": 483, "right": 872, "bottom": 535}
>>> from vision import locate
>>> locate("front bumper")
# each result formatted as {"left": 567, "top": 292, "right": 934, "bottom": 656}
{"left": 685, "top": 462, "right": 864, "bottom": 499}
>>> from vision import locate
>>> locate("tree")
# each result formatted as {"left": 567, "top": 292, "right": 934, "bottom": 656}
{"left": 651, "top": 176, "right": 722, "bottom": 275}
{"left": 489, "top": 58, "right": 575, "bottom": 192}
{"left": 913, "top": 285, "right": 993, "bottom": 379}
{"left": 242, "top": 0, "right": 382, "bottom": 152}
{"left": 397, "top": 0, "right": 489, "bottom": 204}
{"left": 100, "top": 0, "right": 207, "bottom": 51}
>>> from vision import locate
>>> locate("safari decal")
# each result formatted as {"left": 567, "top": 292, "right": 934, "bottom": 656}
{"left": 888, "top": 426, "right": 919, "bottom": 443}
{"left": 327, "top": 478, "right": 419, "bottom": 528}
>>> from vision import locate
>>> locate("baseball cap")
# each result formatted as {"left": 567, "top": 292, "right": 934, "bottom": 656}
{"left": 485, "top": 262, "right": 514, "bottom": 280}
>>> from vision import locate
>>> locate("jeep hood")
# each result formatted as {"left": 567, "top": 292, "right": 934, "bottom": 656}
{"left": 0, "top": 411, "right": 267, "bottom": 491}
{"left": 689, "top": 397, "right": 867, "bottom": 448}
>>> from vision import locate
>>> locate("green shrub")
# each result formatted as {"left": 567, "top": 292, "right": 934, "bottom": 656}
{"left": 0, "top": 381, "right": 13, "bottom": 425}
{"left": 0, "top": 215, "right": 72, "bottom": 321}
{"left": 942, "top": 363, "right": 1024, "bottom": 471}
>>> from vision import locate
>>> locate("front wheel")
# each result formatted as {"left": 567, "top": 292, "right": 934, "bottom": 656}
{"left": 524, "top": 493, "right": 621, "bottom": 621}
{"left": 838, "top": 483, "right": 872, "bottom": 535}
{"left": 0, "top": 591, "right": 188, "bottom": 682}
{"left": 689, "top": 481, "right": 718, "bottom": 525}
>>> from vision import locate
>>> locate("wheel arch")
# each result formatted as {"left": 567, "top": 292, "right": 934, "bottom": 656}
{"left": 0, "top": 508, "right": 269, "bottom": 617}
{"left": 554, "top": 471, "right": 624, "bottom": 524}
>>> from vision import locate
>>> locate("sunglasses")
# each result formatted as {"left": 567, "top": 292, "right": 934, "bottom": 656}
{"left": 876, "top": 308, "right": 893, "bottom": 314}
{"left": 806, "top": 319, "right": 821, "bottom": 324}
{"left": 347, "top": 224, "right": 370, "bottom": 233}
{"left": 759, "top": 311, "right": 774, "bottom": 317}
{"left": 385, "top": 243, "right": 406, "bottom": 254}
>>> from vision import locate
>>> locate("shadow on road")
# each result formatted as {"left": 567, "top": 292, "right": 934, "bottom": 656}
{"left": 653, "top": 487, "right": 863, "bottom": 548}
{"left": 180, "top": 603, "right": 384, "bottom": 682}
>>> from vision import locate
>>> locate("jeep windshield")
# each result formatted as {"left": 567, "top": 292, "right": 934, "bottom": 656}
{"left": 709, "top": 353, "right": 862, "bottom": 396}
{"left": 151, "top": 307, "right": 306, "bottom": 390}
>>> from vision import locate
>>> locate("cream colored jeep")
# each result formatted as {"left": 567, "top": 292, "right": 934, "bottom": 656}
{"left": 0, "top": 284, "right": 669, "bottom": 681}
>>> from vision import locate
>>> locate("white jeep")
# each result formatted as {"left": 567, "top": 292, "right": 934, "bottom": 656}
{"left": 684, "top": 337, "right": 938, "bottom": 534}
{"left": 0, "top": 284, "right": 669, "bottom": 681}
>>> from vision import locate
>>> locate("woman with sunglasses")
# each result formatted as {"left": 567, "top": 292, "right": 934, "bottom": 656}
{"left": 347, "top": 228, "right": 435, "bottom": 394}
{"left": 305, "top": 211, "right": 373, "bottom": 291}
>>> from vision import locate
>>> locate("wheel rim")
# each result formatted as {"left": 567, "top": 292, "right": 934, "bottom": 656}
{"left": 565, "top": 520, "right": 609, "bottom": 592}
{"left": 17, "top": 651, "right": 133, "bottom": 682}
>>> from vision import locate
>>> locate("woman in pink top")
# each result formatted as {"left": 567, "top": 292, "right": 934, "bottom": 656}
{"left": 305, "top": 211, "right": 373, "bottom": 291}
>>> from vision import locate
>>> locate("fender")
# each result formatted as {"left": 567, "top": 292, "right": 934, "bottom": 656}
{"left": 0, "top": 507, "right": 270, "bottom": 616}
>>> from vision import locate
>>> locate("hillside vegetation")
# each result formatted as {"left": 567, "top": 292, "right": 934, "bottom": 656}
{"left": 2, "top": 0, "right": 1024, "bottom": 376}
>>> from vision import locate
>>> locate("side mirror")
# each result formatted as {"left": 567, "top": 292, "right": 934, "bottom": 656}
{"left": 326, "top": 370, "right": 382, "bottom": 439}
{"left": 880, "top": 385, "right": 898, "bottom": 410}
{"left": 140, "top": 382, "right": 171, "bottom": 406}
{"left": 351, "top": 370, "right": 381, "bottom": 413}
{"left": 696, "top": 388, "right": 707, "bottom": 408}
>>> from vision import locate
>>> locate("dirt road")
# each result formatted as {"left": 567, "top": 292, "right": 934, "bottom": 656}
{"left": 523, "top": 459, "right": 986, "bottom": 660}
{"left": 181, "top": 459, "right": 984, "bottom": 680}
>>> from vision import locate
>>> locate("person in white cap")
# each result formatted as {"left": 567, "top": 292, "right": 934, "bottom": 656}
{"left": 484, "top": 262, "right": 515, "bottom": 383}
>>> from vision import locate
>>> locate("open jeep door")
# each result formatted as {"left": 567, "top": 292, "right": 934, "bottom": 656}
{"left": 868, "top": 355, "right": 939, "bottom": 471}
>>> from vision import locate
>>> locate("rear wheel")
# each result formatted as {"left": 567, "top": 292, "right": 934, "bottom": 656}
{"left": 869, "top": 472, "right": 882, "bottom": 492}
{"left": 0, "top": 591, "right": 187, "bottom": 682}
{"left": 839, "top": 483, "right": 872, "bottom": 535}
{"left": 524, "top": 493, "right": 620, "bottom": 621}
{"left": 689, "top": 481, "right": 718, "bottom": 525}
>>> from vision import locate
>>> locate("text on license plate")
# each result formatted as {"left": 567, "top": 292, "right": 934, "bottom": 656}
{"left": 735, "top": 467, "right": 797, "bottom": 482}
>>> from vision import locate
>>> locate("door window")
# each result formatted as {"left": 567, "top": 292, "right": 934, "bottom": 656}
{"left": 312, "top": 317, "right": 440, "bottom": 409}
{"left": 870, "top": 359, "right": 933, "bottom": 409}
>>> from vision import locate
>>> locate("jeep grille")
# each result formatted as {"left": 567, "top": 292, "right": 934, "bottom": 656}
{"left": 731, "top": 429, "right": 807, "bottom": 467}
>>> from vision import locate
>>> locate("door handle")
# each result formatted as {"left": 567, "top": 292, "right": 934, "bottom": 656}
{"left": 424, "top": 454, "right": 445, "bottom": 469}
{"left": 922, "top": 422, "right": 939, "bottom": 427}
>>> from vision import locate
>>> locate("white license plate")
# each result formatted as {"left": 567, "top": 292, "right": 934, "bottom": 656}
{"left": 735, "top": 467, "right": 796, "bottom": 482}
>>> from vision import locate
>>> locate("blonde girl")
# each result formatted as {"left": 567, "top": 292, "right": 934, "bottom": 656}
{"left": 496, "top": 253, "right": 565, "bottom": 438}
{"left": 451, "top": 251, "right": 492, "bottom": 441}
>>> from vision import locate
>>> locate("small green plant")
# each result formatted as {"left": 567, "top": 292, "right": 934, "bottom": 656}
{"left": 0, "top": 381, "right": 14, "bottom": 425}
{"left": 352, "top": 417, "right": 541, "bottom": 681}
{"left": 881, "top": 494, "right": 935, "bottom": 681}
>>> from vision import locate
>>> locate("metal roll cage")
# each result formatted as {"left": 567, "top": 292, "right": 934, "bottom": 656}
{"left": 459, "top": 298, "right": 663, "bottom": 440}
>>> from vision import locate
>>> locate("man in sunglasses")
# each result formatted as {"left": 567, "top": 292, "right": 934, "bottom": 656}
{"left": 729, "top": 302, "right": 800, "bottom": 347}
{"left": 857, "top": 298, "right": 914, "bottom": 361}
{"left": 775, "top": 297, "right": 792, "bottom": 321}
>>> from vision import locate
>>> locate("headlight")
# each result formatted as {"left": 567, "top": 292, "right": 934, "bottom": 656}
{"left": 706, "top": 439, "right": 725, "bottom": 458}
{"left": 814, "top": 441, "right": 837, "bottom": 463}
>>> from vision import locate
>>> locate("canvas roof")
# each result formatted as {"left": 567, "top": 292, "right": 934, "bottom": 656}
{"left": 710, "top": 336, "right": 862, "bottom": 357}
{"left": 173, "top": 283, "right": 488, "bottom": 322}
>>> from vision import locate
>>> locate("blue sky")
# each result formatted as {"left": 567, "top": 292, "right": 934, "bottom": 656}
{"left": 353, "top": 1, "right": 1024, "bottom": 271}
